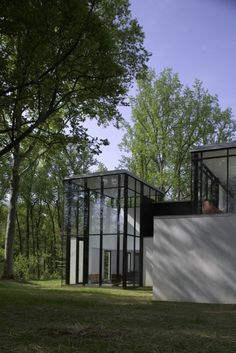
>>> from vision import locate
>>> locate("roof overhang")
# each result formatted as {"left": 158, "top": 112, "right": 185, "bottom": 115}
{"left": 191, "top": 140, "right": 236, "bottom": 153}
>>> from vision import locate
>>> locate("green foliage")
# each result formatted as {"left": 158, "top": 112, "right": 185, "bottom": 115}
{"left": 13, "top": 254, "right": 60, "bottom": 281}
{"left": 14, "top": 143, "right": 97, "bottom": 279}
{"left": 0, "top": 0, "right": 148, "bottom": 156}
{"left": 120, "top": 68, "right": 236, "bottom": 199}
{"left": 1, "top": 0, "right": 148, "bottom": 278}
{"left": 13, "top": 254, "right": 37, "bottom": 281}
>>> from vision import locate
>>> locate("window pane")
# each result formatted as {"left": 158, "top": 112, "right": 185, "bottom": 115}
{"left": 72, "top": 178, "right": 85, "bottom": 188}
{"left": 229, "top": 148, "right": 236, "bottom": 155}
{"left": 149, "top": 188, "right": 156, "bottom": 201}
{"left": 88, "top": 235, "right": 100, "bottom": 284}
{"left": 143, "top": 185, "right": 150, "bottom": 197}
{"left": 103, "top": 195, "right": 118, "bottom": 234}
{"left": 127, "top": 236, "right": 134, "bottom": 285}
{"left": 89, "top": 191, "right": 100, "bottom": 235}
{"left": 103, "top": 235, "right": 118, "bottom": 284}
{"left": 103, "top": 175, "right": 118, "bottom": 188}
{"left": 134, "top": 180, "right": 140, "bottom": 194}
{"left": 228, "top": 156, "right": 236, "bottom": 213}
{"left": 202, "top": 149, "right": 227, "bottom": 158}
{"left": 204, "top": 158, "right": 227, "bottom": 185}
{"left": 73, "top": 193, "right": 84, "bottom": 236}
{"left": 202, "top": 158, "right": 227, "bottom": 213}
{"left": 127, "top": 202, "right": 135, "bottom": 235}
{"left": 87, "top": 176, "right": 101, "bottom": 190}
{"left": 128, "top": 176, "right": 135, "bottom": 191}
{"left": 135, "top": 206, "right": 140, "bottom": 237}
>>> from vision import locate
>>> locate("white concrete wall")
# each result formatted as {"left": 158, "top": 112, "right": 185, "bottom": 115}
{"left": 143, "top": 237, "right": 153, "bottom": 287}
{"left": 69, "top": 238, "right": 83, "bottom": 284}
{"left": 70, "top": 237, "right": 76, "bottom": 284}
{"left": 153, "top": 214, "right": 236, "bottom": 303}
{"left": 78, "top": 240, "right": 83, "bottom": 283}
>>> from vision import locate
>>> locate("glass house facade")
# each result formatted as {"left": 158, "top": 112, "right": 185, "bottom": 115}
{"left": 63, "top": 170, "right": 163, "bottom": 288}
{"left": 191, "top": 141, "right": 236, "bottom": 214}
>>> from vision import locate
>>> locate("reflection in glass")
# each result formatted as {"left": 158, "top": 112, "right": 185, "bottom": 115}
{"left": 202, "top": 149, "right": 227, "bottom": 158}
{"left": 89, "top": 191, "right": 100, "bottom": 235}
{"left": 103, "top": 175, "right": 118, "bottom": 188}
{"left": 64, "top": 170, "right": 163, "bottom": 287}
{"left": 87, "top": 176, "right": 101, "bottom": 190}
{"left": 228, "top": 156, "right": 236, "bottom": 212}
{"left": 128, "top": 176, "right": 135, "bottom": 191}
{"left": 88, "top": 235, "right": 100, "bottom": 284}
{"left": 229, "top": 148, "right": 236, "bottom": 155}
{"left": 192, "top": 147, "right": 236, "bottom": 214}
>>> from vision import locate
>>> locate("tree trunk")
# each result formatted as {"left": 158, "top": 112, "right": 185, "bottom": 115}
{"left": 3, "top": 144, "right": 21, "bottom": 278}
{"left": 16, "top": 210, "right": 23, "bottom": 254}
{"left": 26, "top": 205, "right": 30, "bottom": 258}
{"left": 47, "top": 202, "right": 57, "bottom": 271}
{"left": 34, "top": 204, "right": 42, "bottom": 279}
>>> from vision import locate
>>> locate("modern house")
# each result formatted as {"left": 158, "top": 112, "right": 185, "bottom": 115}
{"left": 63, "top": 170, "right": 163, "bottom": 288}
{"left": 63, "top": 141, "right": 236, "bottom": 303}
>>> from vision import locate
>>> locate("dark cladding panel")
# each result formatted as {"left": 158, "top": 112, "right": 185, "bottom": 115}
{"left": 152, "top": 201, "right": 193, "bottom": 217}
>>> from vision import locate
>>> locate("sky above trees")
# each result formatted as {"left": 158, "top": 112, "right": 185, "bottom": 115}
{"left": 87, "top": 0, "right": 236, "bottom": 169}
{"left": 88, "top": 0, "right": 236, "bottom": 170}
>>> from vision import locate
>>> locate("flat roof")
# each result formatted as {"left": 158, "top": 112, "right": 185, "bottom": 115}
{"left": 64, "top": 169, "right": 164, "bottom": 194}
{"left": 191, "top": 140, "right": 236, "bottom": 153}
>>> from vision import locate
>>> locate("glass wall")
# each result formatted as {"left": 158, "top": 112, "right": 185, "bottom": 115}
{"left": 192, "top": 146, "right": 236, "bottom": 214}
{"left": 63, "top": 171, "right": 163, "bottom": 287}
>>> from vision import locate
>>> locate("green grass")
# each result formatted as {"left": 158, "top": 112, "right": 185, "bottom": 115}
{"left": 1, "top": 280, "right": 236, "bottom": 353}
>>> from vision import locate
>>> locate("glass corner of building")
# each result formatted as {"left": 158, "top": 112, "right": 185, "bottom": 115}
{"left": 191, "top": 146, "right": 236, "bottom": 215}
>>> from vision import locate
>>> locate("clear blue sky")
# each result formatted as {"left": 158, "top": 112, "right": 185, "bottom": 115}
{"left": 87, "top": 0, "right": 236, "bottom": 170}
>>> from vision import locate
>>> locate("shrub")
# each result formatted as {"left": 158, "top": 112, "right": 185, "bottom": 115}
{"left": 13, "top": 255, "right": 37, "bottom": 281}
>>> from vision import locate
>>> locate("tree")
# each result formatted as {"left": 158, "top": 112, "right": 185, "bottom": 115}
{"left": 0, "top": 0, "right": 148, "bottom": 156}
{"left": 2, "top": 116, "right": 107, "bottom": 279}
{"left": 120, "top": 68, "right": 236, "bottom": 199}
{"left": 2, "top": 142, "right": 100, "bottom": 279}
{"left": 0, "top": 0, "right": 148, "bottom": 278}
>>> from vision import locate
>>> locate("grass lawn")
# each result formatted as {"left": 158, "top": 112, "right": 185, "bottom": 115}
{"left": 0, "top": 280, "right": 236, "bottom": 353}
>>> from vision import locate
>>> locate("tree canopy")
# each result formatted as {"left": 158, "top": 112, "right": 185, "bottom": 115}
{"left": 0, "top": 0, "right": 149, "bottom": 279}
{"left": 120, "top": 68, "right": 236, "bottom": 199}
{"left": 0, "top": 0, "right": 148, "bottom": 156}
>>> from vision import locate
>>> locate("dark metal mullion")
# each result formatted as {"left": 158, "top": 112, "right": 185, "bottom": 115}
{"left": 122, "top": 174, "right": 128, "bottom": 288}
{"left": 206, "top": 175, "right": 208, "bottom": 199}
{"left": 65, "top": 180, "right": 72, "bottom": 285}
{"left": 139, "top": 182, "right": 144, "bottom": 287}
{"left": 227, "top": 149, "right": 229, "bottom": 212}
{"left": 200, "top": 152, "right": 203, "bottom": 213}
{"left": 192, "top": 153, "right": 199, "bottom": 214}
{"left": 116, "top": 174, "right": 121, "bottom": 282}
{"left": 133, "top": 180, "right": 137, "bottom": 287}
{"left": 210, "top": 179, "right": 213, "bottom": 199}
{"left": 83, "top": 180, "right": 89, "bottom": 285}
{"left": 99, "top": 177, "right": 104, "bottom": 287}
